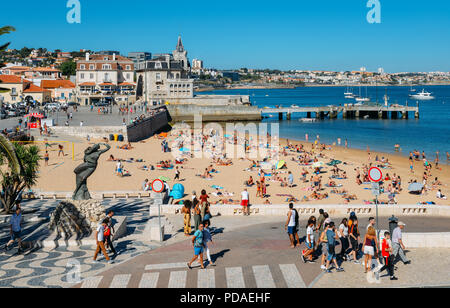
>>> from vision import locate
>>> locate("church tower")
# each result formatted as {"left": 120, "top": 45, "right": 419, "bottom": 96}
{"left": 173, "top": 36, "right": 189, "bottom": 71}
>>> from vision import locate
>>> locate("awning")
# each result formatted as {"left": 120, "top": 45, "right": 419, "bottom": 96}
{"left": 24, "top": 113, "right": 44, "bottom": 119}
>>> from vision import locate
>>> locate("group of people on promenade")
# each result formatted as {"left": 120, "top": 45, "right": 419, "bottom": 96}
{"left": 286, "top": 205, "right": 410, "bottom": 280}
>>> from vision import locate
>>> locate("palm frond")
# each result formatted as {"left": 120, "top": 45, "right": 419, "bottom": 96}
{"left": 0, "top": 135, "right": 21, "bottom": 174}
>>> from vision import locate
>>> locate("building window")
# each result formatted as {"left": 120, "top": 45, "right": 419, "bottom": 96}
{"left": 156, "top": 73, "right": 161, "bottom": 81}
{"left": 155, "top": 62, "right": 162, "bottom": 69}
{"left": 126, "top": 73, "right": 130, "bottom": 79}
{"left": 80, "top": 73, "right": 85, "bottom": 79}
{"left": 90, "top": 73, "right": 94, "bottom": 79}
{"left": 80, "top": 64, "right": 85, "bottom": 70}
{"left": 102, "top": 64, "right": 111, "bottom": 70}
{"left": 126, "top": 65, "right": 131, "bottom": 70}
{"left": 89, "top": 65, "right": 95, "bottom": 70}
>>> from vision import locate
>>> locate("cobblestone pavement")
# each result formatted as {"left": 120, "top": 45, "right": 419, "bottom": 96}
{"left": 0, "top": 198, "right": 159, "bottom": 288}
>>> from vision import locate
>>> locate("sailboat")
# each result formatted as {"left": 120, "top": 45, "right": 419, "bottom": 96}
{"left": 344, "top": 85, "right": 354, "bottom": 98}
{"left": 355, "top": 84, "right": 370, "bottom": 102}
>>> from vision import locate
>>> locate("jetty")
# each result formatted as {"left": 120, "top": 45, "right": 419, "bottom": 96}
{"left": 260, "top": 103, "right": 420, "bottom": 120}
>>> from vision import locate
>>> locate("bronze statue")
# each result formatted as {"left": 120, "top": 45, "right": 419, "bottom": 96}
{"left": 73, "top": 143, "right": 111, "bottom": 200}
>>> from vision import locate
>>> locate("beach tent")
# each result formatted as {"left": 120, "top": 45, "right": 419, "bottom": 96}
{"left": 408, "top": 182, "right": 424, "bottom": 192}
{"left": 277, "top": 160, "right": 286, "bottom": 169}
{"left": 169, "top": 183, "right": 185, "bottom": 200}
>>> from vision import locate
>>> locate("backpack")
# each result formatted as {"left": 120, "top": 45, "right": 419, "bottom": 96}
{"left": 104, "top": 226, "right": 111, "bottom": 237}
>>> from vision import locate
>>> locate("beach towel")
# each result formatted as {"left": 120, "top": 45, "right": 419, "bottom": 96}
{"left": 325, "top": 184, "right": 343, "bottom": 188}
{"left": 211, "top": 185, "right": 224, "bottom": 189}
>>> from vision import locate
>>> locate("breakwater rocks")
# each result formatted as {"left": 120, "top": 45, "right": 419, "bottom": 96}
{"left": 49, "top": 199, "right": 106, "bottom": 238}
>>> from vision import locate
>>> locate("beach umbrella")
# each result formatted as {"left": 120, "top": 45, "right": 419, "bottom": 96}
{"left": 327, "top": 160, "right": 342, "bottom": 166}
{"left": 408, "top": 182, "right": 424, "bottom": 192}
{"left": 158, "top": 176, "right": 171, "bottom": 182}
{"left": 277, "top": 160, "right": 286, "bottom": 169}
{"left": 312, "top": 161, "right": 325, "bottom": 168}
{"left": 169, "top": 183, "right": 185, "bottom": 199}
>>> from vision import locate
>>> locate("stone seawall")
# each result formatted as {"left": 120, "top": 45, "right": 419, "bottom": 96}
{"left": 167, "top": 104, "right": 262, "bottom": 122}
{"left": 52, "top": 126, "right": 127, "bottom": 141}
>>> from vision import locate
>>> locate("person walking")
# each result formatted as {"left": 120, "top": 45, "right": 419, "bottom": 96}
{"left": 362, "top": 226, "right": 379, "bottom": 273}
{"left": 104, "top": 210, "right": 116, "bottom": 256}
{"left": 203, "top": 220, "right": 215, "bottom": 266}
{"left": 187, "top": 222, "right": 205, "bottom": 270}
{"left": 317, "top": 209, "right": 325, "bottom": 232}
{"left": 241, "top": 188, "right": 250, "bottom": 216}
{"left": 348, "top": 212, "right": 360, "bottom": 263}
{"left": 58, "top": 144, "right": 64, "bottom": 157}
{"left": 318, "top": 218, "right": 331, "bottom": 270}
{"left": 377, "top": 231, "right": 398, "bottom": 280}
{"left": 4, "top": 207, "right": 23, "bottom": 253}
{"left": 93, "top": 218, "right": 112, "bottom": 263}
{"left": 193, "top": 199, "right": 202, "bottom": 231}
{"left": 324, "top": 222, "right": 344, "bottom": 273}
{"left": 182, "top": 200, "right": 192, "bottom": 236}
{"left": 285, "top": 203, "right": 300, "bottom": 248}
{"left": 338, "top": 218, "right": 350, "bottom": 261}
{"left": 392, "top": 222, "right": 411, "bottom": 265}
{"left": 301, "top": 216, "right": 316, "bottom": 263}
{"left": 44, "top": 151, "right": 49, "bottom": 166}
{"left": 174, "top": 167, "right": 180, "bottom": 181}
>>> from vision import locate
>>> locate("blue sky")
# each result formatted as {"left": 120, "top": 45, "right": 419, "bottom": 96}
{"left": 1, "top": 0, "right": 449, "bottom": 72}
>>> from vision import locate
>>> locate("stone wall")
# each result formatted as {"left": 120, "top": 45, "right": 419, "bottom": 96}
{"left": 167, "top": 104, "right": 262, "bottom": 122}
{"left": 52, "top": 126, "right": 127, "bottom": 141}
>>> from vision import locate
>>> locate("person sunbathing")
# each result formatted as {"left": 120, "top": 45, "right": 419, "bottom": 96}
{"left": 203, "top": 168, "right": 212, "bottom": 178}
{"left": 107, "top": 155, "right": 117, "bottom": 161}
{"left": 328, "top": 180, "right": 337, "bottom": 187}
{"left": 264, "top": 199, "right": 272, "bottom": 205}
{"left": 120, "top": 142, "right": 134, "bottom": 150}
{"left": 245, "top": 176, "right": 254, "bottom": 186}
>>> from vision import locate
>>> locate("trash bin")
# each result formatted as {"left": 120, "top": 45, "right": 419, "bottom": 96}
{"left": 118, "top": 134, "right": 124, "bottom": 142}
{"left": 109, "top": 134, "right": 114, "bottom": 141}
{"left": 388, "top": 215, "right": 398, "bottom": 235}
{"left": 114, "top": 134, "right": 119, "bottom": 142}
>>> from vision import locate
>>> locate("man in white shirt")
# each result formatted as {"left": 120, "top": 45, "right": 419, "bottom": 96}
{"left": 93, "top": 219, "right": 112, "bottom": 263}
{"left": 241, "top": 188, "right": 250, "bottom": 216}
{"left": 392, "top": 221, "right": 410, "bottom": 265}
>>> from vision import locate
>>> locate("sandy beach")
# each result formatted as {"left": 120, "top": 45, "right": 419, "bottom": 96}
{"left": 33, "top": 130, "right": 450, "bottom": 206}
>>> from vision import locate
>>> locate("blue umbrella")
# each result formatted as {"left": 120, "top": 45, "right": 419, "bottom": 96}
{"left": 408, "top": 182, "right": 423, "bottom": 192}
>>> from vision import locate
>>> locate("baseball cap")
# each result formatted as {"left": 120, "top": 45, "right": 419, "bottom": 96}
{"left": 398, "top": 221, "right": 406, "bottom": 226}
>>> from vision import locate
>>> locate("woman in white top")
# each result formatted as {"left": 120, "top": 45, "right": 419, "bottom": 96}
{"left": 338, "top": 218, "right": 349, "bottom": 261}
{"left": 301, "top": 216, "right": 316, "bottom": 263}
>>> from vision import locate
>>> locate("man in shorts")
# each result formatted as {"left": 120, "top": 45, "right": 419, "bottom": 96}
{"left": 187, "top": 223, "right": 205, "bottom": 269}
{"left": 285, "top": 203, "right": 300, "bottom": 248}
{"left": 241, "top": 188, "right": 249, "bottom": 216}
{"left": 5, "top": 207, "right": 23, "bottom": 253}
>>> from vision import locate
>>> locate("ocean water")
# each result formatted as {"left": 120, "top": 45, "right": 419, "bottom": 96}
{"left": 200, "top": 85, "right": 450, "bottom": 163}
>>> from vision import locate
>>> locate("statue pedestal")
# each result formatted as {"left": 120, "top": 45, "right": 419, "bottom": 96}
{"left": 49, "top": 199, "right": 106, "bottom": 238}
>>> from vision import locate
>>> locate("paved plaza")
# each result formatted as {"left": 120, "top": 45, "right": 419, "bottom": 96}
{"left": 1, "top": 198, "right": 450, "bottom": 288}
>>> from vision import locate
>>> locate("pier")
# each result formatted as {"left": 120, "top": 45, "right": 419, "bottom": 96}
{"left": 260, "top": 104, "right": 420, "bottom": 120}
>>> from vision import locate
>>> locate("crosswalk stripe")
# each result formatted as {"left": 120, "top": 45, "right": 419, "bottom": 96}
{"left": 109, "top": 274, "right": 131, "bottom": 288}
{"left": 139, "top": 272, "right": 160, "bottom": 288}
{"left": 279, "top": 264, "right": 306, "bottom": 288}
{"left": 145, "top": 262, "right": 188, "bottom": 271}
{"left": 198, "top": 269, "right": 215, "bottom": 288}
{"left": 81, "top": 276, "right": 103, "bottom": 288}
{"left": 168, "top": 271, "right": 187, "bottom": 288}
{"left": 252, "top": 265, "right": 276, "bottom": 288}
{"left": 225, "top": 267, "right": 246, "bottom": 288}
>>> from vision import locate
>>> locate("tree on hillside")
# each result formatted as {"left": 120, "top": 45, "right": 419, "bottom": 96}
{"left": 60, "top": 60, "right": 76, "bottom": 77}
{"left": 0, "top": 135, "right": 41, "bottom": 214}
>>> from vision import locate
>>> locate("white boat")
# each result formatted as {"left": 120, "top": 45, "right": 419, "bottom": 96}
{"left": 300, "top": 118, "right": 317, "bottom": 123}
{"left": 291, "top": 104, "right": 299, "bottom": 108}
{"left": 409, "top": 89, "right": 435, "bottom": 100}
{"left": 355, "top": 97, "right": 370, "bottom": 102}
{"left": 344, "top": 85, "right": 354, "bottom": 98}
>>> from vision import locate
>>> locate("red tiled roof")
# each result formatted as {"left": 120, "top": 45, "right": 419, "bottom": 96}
{"left": 118, "top": 82, "right": 135, "bottom": 86}
{"left": 41, "top": 80, "right": 75, "bottom": 89}
{"left": 0, "top": 75, "right": 23, "bottom": 84}
{"left": 79, "top": 82, "right": 96, "bottom": 86}
{"left": 99, "top": 82, "right": 114, "bottom": 86}
{"left": 23, "top": 83, "right": 50, "bottom": 93}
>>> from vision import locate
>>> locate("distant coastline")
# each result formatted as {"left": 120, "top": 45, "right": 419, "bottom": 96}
{"left": 195, "top": 82, "right": 450, "bottom": 93}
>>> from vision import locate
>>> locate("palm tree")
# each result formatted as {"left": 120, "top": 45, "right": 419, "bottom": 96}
{"left": 0, "top": 26, "right": 16, "bottom": 94}
{"left": 0, "top": 135, "right": 41, "bottom": 214}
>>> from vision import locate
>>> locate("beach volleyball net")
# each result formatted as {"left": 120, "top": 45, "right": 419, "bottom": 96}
{"left": 11, "top": 140, "right": 75, "bottom": 161}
